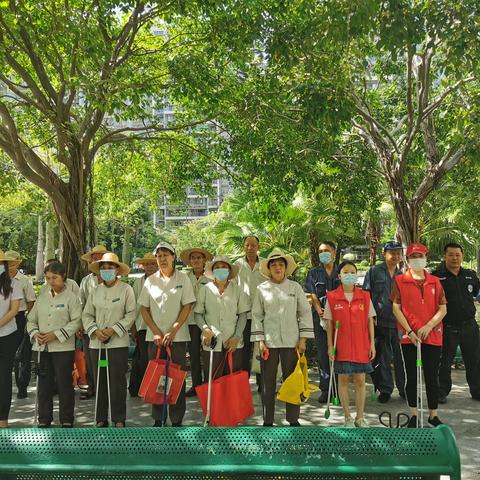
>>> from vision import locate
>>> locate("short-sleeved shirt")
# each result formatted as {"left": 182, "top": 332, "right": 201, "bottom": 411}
{"left": 304, "top": 264, "right": 340, "bottom": 313}
{"left": 139, "top": 270, "right": 196, "bottom": 342}
{"left": 14, "top": 271, "right": 36, "bottom": 312}
{"left": 234, "top": 256, "right": 265, "bottom": 317}
{"left": 194, "top": 281, "right": 250, "bottom": 352}
{"left": 0, "top": 279, "right": 23, "bottom": 337}
{"left": 324, "top": 292, "right": 376, "bottom": 320}
{"left": 187, "top": 271, "right": 210, "bottom": 326}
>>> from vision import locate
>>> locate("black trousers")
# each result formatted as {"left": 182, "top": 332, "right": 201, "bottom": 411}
{"left": 371, "top": 326, "right": 405, "bottom": 396}
{"left": 241, "top": 318, "right": 253, "bottom": 375}
{"left": 439, "top": 319, "right": 480, "bottom": 399}
{"left": 188, "top": 324, "right": 203, "bottom": 387}
{"left": 128, "top": 330, "right": 149, "bottom": 396}
{"left": 148, "top": 342, "right": 186, "bottom": 425}
{"left": 90, "top": 346, "right": 128, "bottom": 424}
{"left": 14, "top": 312, "right": 32, "bottom": 392}
{"left": 313, "top": 316, "right": 331, "bottom": 392}
{"left": 262, "top": 348, "right": 300, "bottom": 424}
{"left": 83, "top": 334, "right": 95, "bottom": 393}
{"left": 401, "top": 343, "right": 441, "bottom": 410}
{"left": 0, "top": 331, "right": 17, "bottom": 420}
{"left": 37, "top": 350, "right": 75, "bottom": 425}
{"left": 201, "top": 348, "right": 242, "bottom": 381}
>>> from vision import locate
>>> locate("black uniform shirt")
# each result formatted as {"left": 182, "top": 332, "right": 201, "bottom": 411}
{"left": 432, "top": 263, "right": 480, "bottom": 326}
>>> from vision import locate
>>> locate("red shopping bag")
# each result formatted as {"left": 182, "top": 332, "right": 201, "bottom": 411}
{"left": 139, "top": 346, "right": 187, "bottom": 405}
{"left": 196, "top": 352, "right": 254, "bottom": 426}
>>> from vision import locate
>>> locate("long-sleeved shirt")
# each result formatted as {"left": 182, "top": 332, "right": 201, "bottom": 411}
{"left": 79, "top": 273, "right": 100, "bottom": 306}
{"left": 27, "top": 287, "right": 82, "bottom": 352}
{"left": 82, "top": 281, "right": 136, "bottom": 349}
{"left": 362, "top": 262, "right": 400, "bottom": 328}
{"left": 132, "top": 275, "right": 147, "bottom": 331}
{"left": 39, "top": 278, "right": 80, "bottom": 297}
{"left": 251, "top": 278, "right": 314, "bottom": 348}
{"left": 194, "top": 281, "right": 250, "bottom": 352}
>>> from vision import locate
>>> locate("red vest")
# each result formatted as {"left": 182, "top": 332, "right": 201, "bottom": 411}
{"left": 327, "top": 286, "right": 371, "bottom": 363}
{"left": 394, "top": 271, "right": 443, "bottom": 346}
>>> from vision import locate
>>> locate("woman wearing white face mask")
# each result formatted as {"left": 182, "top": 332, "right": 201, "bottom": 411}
{"left": 325, "top": 261, "right": 376, "bottom": 427}
{"left": 82, "top": 253, "right": 136, "bottom": 427}
{"left": 391, "top": 243, "right": 447, "bottom": 427}
{"left": 195, "top": 256, "right": 250, "bottom": 381}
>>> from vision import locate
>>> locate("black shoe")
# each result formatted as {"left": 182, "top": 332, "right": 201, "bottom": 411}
{"left": 438, "top": 395, "right": 447, "bottom": 404}
{"left": 428, "top": 416, "right": 443, "bottom": 427}
{"left": 80, "top": 390, "right": 94, "bottom": 400}
{"left": 263, "top": 423, "right": 273, "bottom": 427}
{"left": 153, "top": 420, "right": 164, "bottom": 427}
{"left": 61, "top": 424, "right": 74, "bottom": 428}
{"left": 38, "top": 423, "right": 51, "bottom": 428}
{"left": 172, "top": 422, "right": 182, "bottom": 427}
{"left": 289, "top": 421, "right": 301, "bottom": 427}
{"left": 17, "top": 389, "right": 28, "bottom": 399}
{"left": 407, "top": 415, "right": 417, "bottom": 428}
{"left": 378, "top": 393, "right": 391, "bottom": 403}
{"left": 185, "top": 387, "right": 197, "bottom": 397}
{"left": 318, "top": 391, "right": 328, "bottom": 403}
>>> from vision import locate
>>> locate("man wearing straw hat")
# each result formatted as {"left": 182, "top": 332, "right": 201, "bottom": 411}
{"left": 128, "top": 253, "right": 158, "bottom": 397}
{"left": 180, "top": 247, "right": 213, "bottom": 397}
{"left": 78, "top": 245, "right": 108, "bottom": 400}
{"left": 5, "top": 250, "right": 36, "bottom": 399}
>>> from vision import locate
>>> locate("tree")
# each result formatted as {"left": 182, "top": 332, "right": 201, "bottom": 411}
{"left": 168, "top": 0, "right": 480, "bottom": 245}
{"left": 0, "top": 1, "right": 213, "bottom": 279}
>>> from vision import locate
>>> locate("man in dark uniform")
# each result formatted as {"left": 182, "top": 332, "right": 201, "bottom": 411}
{"left": 432, "top": 243, "right": 480, "bottom": 403}
{"left": 363, "top": 241, "right": 405, "bottom": 402}
{"left": 304, "top": 241, "right": 340, "bottom": 403}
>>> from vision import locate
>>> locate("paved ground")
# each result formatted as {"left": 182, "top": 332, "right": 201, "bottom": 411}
{"left": 7, "top": 366, "right": 479, "bottom": 479}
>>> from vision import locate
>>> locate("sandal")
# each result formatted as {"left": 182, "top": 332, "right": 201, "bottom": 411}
{"left": 96, "top": 421, "right": 109, "bottom": 428}
{"left": 115, "top": 422, "right": 126, "bottom": 428}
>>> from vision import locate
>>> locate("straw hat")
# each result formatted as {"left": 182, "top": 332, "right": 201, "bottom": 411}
{"left": 204, "top": 255, "right": 239, "bottom": 281}
{"left": 81, "top": 245, "right": 108, "bottom": 263}
{"left": 179, "top": 247, "right": 214, "bottom": 267}
{"left": 5, "top": 250, "right": 22, "bottom": 266}
{"left": 88, "top": 252, "right": 130, "bottom": 276}
{"left": 0, "top": 250, "right": 18, "bottom": 264}
{"left": 134, "top": 253, "right": 158, "bottom": 265}
{"left": 260, "top": 249, "right": 297, "bottom": 278}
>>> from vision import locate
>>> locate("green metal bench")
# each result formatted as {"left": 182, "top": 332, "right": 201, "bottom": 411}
{"left": 0, "top": 426, "right": 460, "bottom": 479}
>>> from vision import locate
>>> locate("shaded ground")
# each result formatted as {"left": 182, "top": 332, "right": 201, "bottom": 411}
{"left": 8, "top": 366, "right": 479, "bottom": 479}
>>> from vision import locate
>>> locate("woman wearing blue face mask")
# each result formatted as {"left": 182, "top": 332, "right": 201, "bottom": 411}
{"left": 325, "top": 261, "right": 376, "bottom": 427}
{"left": 82, "top": 253, "right": 136, "bottom": 427}
{"left": 195, "top": 256, "right": 250, "bottom": 381}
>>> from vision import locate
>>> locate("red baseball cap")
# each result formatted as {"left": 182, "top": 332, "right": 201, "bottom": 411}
{"left": 405, "top": 243, "right": 428, "bottom": 257}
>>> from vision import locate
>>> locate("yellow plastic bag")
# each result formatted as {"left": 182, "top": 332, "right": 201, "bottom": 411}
{"left": 277, "top": 352, "right": 319, "bottom": 405}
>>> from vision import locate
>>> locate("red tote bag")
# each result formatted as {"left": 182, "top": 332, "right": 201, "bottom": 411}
{"left": 196, "top": 352, "right": 254, "bottom": 426}
{"left": 139, "top": 346, "right": 187, "bottom": 405}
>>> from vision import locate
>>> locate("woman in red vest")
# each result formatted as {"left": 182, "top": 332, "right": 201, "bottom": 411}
{"left": 392, "top": 243, "right": 447, "bottom": 427}
{"left": 326, "top": 261, "right": 375, "bottom": 427}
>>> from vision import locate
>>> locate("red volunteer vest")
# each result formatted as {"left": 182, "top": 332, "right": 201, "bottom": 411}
{"left": 394, "top": 271, "right": 443, "bottom": 346}
{"left": 327, "top": 286, "right": 371, "bottom": 363}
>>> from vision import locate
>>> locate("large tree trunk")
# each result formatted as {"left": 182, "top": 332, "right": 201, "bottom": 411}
{"left": 44, "top": 221, "right": 55, "bottom": 261}
{"left": 122, "top": 225, "right": 130, "bottom": 265}
{"left": 366, "top": 217, "right": 380, "bottom": 266}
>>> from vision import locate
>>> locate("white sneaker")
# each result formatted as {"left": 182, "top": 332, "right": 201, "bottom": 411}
{"left": 355, "top": 417, "right": 368, "bottom": 428}
{"left": 344, "top": 417, "right": 355, "bottom": 428}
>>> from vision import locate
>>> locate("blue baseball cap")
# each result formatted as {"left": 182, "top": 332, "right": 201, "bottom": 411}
{"left": 383, "top": 241, "right": 403, "bottom": 252}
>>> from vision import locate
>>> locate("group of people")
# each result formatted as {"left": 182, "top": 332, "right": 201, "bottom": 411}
{"left": 0, "top": 236, "right": 478, "bottom": 429}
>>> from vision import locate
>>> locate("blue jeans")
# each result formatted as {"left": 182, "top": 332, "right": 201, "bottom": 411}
{"left": 371, "top": 326, "right": 405, "bottom": 396}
